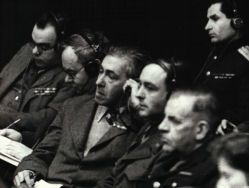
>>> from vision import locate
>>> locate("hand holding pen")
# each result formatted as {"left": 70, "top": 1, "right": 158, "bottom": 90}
{"left": 6, "top": 118, "right": 21, "bottom": 129}
{"left": 0, "top": 119, "right": 22, "bottom": 142}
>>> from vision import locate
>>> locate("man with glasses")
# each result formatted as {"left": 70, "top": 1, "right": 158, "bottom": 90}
{"left": 0, "top": 30, "right": 109, "bottom": 188}
{"left": 13, "top": 46, "right": 146, "bottom": 188}
{"left": 0, "top": 12, "right": 74, "bottom": 146}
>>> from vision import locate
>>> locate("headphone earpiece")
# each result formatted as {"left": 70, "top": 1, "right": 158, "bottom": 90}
{"left": 48, "top": 11, "right": 66, "bottom": 40}
{"left": 85, "top": 59, "right": 101, "bottom": 77}
{"left": 231, "top": 0, "right": 244, "bottom": 30}
{"left": 79, "top": 31, "right": 103, "bottom": 77}
{"left": 231, "top": 16, "right": 244, "bottom": 30}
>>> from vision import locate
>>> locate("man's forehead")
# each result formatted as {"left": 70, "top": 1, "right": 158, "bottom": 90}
{"left": 166, "top": 95, "right": 196, "bottom": 117}
{"left": 62, "top": 47, "right": 81, "bottom": 69}
{"left": 32, "top": 24, "right": 57, "bottom": 44}
{"left": 140, "top": 64, "right": 167, "bottom": 85}
{"left": 101, "top": 55, "right": 128, "bottom": 74}
{"left": 207, "top": 3, "right": 223, "bottom": 17}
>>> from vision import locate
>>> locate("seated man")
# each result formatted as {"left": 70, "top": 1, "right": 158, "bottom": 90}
{"left": 0, "top": 29, "right": 109, "bottom": 187}
{"left": 0, "top": 11, "right": 74, "bottom": 146}
{"left": 0, "top": 29, "right": 109, "bottom": 161}
{"left": 96, "top": 58, "right": 176, "bottom": 188}
{"left": 143, "top": 87, "right": 221, "bottom": 188}
{"left": 13, "top": 46, "right": 147, "bottom": 188}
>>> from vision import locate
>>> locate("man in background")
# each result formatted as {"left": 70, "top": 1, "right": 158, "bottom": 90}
{"left": 194, "top": 0, "right": 249, "bottom": 126}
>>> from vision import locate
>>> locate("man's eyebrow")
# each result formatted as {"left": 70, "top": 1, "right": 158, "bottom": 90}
{"left": 144, "top": 81, "right": 159, "bottom": 89}
{"left": 209, "top": 14, "right": 219, "bottom": 20}
{"left": 106, "top": 69, "right": 118, "bottom": 76}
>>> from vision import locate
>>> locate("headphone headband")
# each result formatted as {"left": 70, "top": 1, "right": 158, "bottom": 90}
{"left": 230, "top": 0, "right": 244, "bottom": 29}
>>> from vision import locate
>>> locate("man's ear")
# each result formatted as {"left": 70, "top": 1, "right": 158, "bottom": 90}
{"left": 195, "top": 120, "right": 209, "bottom": 140}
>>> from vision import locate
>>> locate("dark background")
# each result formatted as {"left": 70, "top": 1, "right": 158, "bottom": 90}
{"left": 0, "top": 0, "right": 212, "bottom": 81}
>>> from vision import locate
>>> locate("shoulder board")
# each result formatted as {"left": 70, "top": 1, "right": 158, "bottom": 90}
{"left": 238, "top": 47, "right": 249, "bottom": 62}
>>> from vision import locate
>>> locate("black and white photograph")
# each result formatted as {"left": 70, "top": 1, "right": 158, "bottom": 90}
{"left": 0, "top": 0, "right": 249, "bottom": 187}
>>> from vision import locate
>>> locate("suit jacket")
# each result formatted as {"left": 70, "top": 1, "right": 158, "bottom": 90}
{"left": 0, "top": 43, "right": 74, "bottom": 146}
{"left": 16, "top": 94, "right": 137, "bottom": 187}
{"left": 97, "top": 123, "right": 162, "bottom": 188}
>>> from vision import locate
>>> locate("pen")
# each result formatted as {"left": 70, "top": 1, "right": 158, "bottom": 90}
{"left": 6, "top": 118, "right": 21, "bottom": 129}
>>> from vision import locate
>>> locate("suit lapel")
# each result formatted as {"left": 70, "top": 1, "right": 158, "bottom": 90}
{"left": 0, "top": 44, "right": 32, "bottom": 98}
{"left": 91, "top": 127, "right": 128, "bottom": 150}
{"left": 69, "top": 96, "right": 97, "bottom": 156}
{"left": 120, "top": 130, "right": 161, "bottom": 162}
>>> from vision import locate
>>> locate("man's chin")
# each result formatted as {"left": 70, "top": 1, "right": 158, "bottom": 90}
{"left": 95, "top": 96, "right": 107, "bottom": 105}
{"left": 162, "top": 144, "right": 175, "bottom": 154}
{"left": 34, "top": 59, "right": 46, "bottom": 68}
{"left": 138, "top": 110, "right": 149, "bottom": 118}
{"left": 210, "top": 38, "right": 219, "bottom": 44}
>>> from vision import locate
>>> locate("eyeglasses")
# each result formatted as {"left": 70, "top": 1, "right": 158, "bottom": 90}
{"left": 30, "top": 41, "right": 55, "bottom": 52}
{"left": 64, "top": 67, "right": 85, "bottom": 79}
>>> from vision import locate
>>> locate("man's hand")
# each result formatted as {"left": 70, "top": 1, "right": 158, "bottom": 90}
{"left": 0, "top": 128, "right": 22, "bottom": 142}
{"left": 123, "top": 79, "right": 140, "bottom": 109}
{"left": 14, "top": 170, "right": 36, "bottom": 188}
{"left": 0, "top": 136, "right": 32, "bottom": 161}
{"left": 216, "top": 119, "right": 238, "bottom": 136}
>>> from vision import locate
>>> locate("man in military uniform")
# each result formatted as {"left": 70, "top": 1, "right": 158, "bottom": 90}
{"left": 142, "top": 87, "right": 220, "bottom": 188}
{"left": 0, "top": 12, "right": 74, "bottom": 146}
{"left": 194, "top": 0, "right": 249, "bottom": 125}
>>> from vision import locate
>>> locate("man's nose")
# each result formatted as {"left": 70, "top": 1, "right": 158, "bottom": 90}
{"left": 205, "top": 20, "right": 212, "bottom": 31}
{"left": 158, "top": 119, "right": 169, "bottom": 132}
{"left": 32, "top": 46, "right": 41, "bottom": 56}
{"left": 65, "top": 75, "right": 74, "bottom": 83}
{"left": 135, "top": 87, "right": 145, "bottom": 100}
{"left": 96, "top": 74, "right": 105, "bottom": 87}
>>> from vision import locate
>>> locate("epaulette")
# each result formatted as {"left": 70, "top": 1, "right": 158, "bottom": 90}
{"left": 238, "top": 47, "right": 249, "bottom": 62}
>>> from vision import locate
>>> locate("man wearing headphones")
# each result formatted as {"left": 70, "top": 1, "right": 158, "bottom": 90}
{"left": 96, "top": 59, "right": 176, "bottom": 188}
{"left": 13, "top": 46, "right": 147, "bottom": 188}
{"left": 0, "top": 12, "right": 74, "bottom": 145}
{"left": 194, "top": 0, "right": 249, "bottom": 128}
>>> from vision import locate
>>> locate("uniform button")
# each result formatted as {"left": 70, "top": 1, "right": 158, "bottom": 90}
{"left": 148, "top": 175, "right": 152, "bottom": 179}
{"left": 206, "top": 71, "right": 211, "bottom": 76}
{"left": 153, "top": 181, "right": 161, "bottom": 188}
{"left": 171, "top": 182, "right": 177, "bottom": 187}
{"left": 15, "top": 96, "right": 19, "bottom": 101}
{"left": 213, "top": 56, "right": 217, "bottom": 60}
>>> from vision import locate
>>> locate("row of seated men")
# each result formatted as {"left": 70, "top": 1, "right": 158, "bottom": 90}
{"left": 1, "top": 0, "right": 249, "bottom": 187}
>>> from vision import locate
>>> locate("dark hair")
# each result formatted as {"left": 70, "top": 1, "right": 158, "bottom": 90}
{"left": 171, "top": 86, "right": 222, "bottom": 134}
{"left": 154, "top": 58, "right": 176, "bottom": 98}
{"left": 211, "top": 133, "right": 249, "bottom": 176}
{"left": 209, "top": 0, "right": 235, "bottom": 18}
{"left": 106, "top": 45, "right": 149, "bottom": 79}
{"left": 36, "top": 11, "right": 66, "bottom": 41}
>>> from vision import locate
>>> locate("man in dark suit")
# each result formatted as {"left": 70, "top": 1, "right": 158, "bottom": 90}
{"left": 0, "top": 30, "right": 108, "bottom": 188}
{"left": 13, "top": 46, "right": 146, "bottom": 188}
{"left": 0, "top": 29, "right": 108, "bottom": 161}
{"left": 0, "top": 12, "right": 74, "bottom": 144}
{"left": 96, "top": 58, "right": 176, "bottom": 188}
